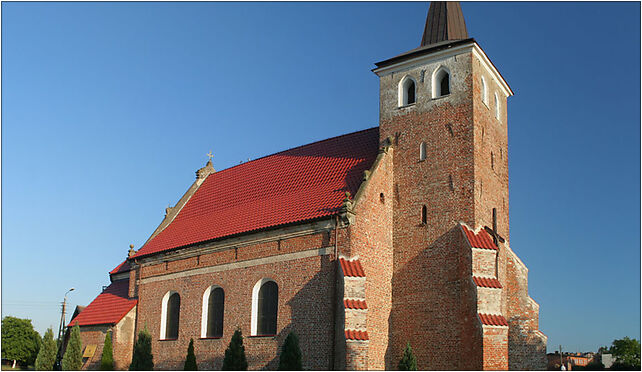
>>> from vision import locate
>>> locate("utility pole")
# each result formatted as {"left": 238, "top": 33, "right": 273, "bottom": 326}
{"left": 560, "top": 345, "right": 563, "bottom": 370}
{"left": 55, "top": 288, "right": 75, "bottom": 370}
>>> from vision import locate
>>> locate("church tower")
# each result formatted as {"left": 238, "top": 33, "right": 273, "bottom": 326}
{"left": 373, "top": 2, "right": 534, "bottom": 370}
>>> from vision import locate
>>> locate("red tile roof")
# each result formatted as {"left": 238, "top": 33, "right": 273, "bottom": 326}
{"left": 461, "top": 225, "right": 498, "bottom": 250}
{"left": 68, "top": 280, "right": 137, "bottom": 327}
{"left": 109, "top": 260, "right": 131, "bottom": 275}
{"left": 478, "top": 313, "right": 508, "bottom": 327}
{"left": 339, "top": 258, "right": 366, "bottom": 277}
{"left": 134, "top": 128, "right": 380, "bottom": 258}
{"left": 473, "top": 276, "right": 503, "bottom": 289}
{"left": 345, "top": 329, "right": 369, "bottom": 341}
{"left": 344, "top": 299, "right": 367, "bottom": 310}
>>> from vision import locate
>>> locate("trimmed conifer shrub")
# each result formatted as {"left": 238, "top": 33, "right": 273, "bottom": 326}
{"left": 398, "top": 342, "right": 417, "bottom": 371}
{"left": 35, "top": 328, "right": 57, "bottom": 370}
{"left": 129, "top": 328, "right": 154, "bottom": 371}
{"left": 62, "top": 323, "right": 82, "bottom": 371}
{"left": 100, "top": 331, "right": 114, "bottom": 370}
{"left": 278, "top": 332, "right": 302, "bottom": 370}
{"left": 184, "top": 338, "right": 197, "bottom": 370}
{"left": 222, "top": 328, "right": 247, "bottom": 370}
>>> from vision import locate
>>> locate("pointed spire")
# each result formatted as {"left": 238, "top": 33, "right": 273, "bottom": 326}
{"left": 421, "top": 2, "right": 469, "bottom": 47}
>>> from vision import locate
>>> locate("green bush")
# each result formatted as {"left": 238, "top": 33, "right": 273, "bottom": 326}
{"left": 35, "top": 328, "right": 56, "bottom": 370}
{"left": 222, "top": 328, "right": 247, "bottom": 370}
{"left": 62, "top": 323, "right": 82, "bottom": 370}
{"left": 129, "top": 328, "right": 154, "bottom": 371}
{"left": 100, "top": 331, "right": 114, "bottom": 370}
{"left": 184, "top": 338, "right": 197, "bottom": 370}
{"left": 1, "top": 316, "right": 41, "bottom": 367}
{"left": 278, "top": 332, "right": 302, "bottom": 370}
{"left": 398, "top": 342, "right": 417, "bottom": 370}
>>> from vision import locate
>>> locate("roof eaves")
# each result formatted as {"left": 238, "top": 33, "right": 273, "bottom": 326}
{"left": 133, "top": 215, "right": 335, "bottom": 260}
{"left": 373, "top": 38, "right": 474, "bottom": 69}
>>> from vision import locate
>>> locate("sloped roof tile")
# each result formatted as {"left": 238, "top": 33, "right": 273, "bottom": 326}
{"left": 461, "top": 225, "right": 498, "bottom": 250}
{"left": 344, "top": 299, "right": 367, "bottom": 310}
{"left": 345, "top": 329, "right": 369, "bottom": 341}
{"left": 339, "top": 258, "right": 366, "bottom": 277}
{"left": 134, "top": 128, "right": 380, "bottom": 258}
{"left": 68, "top": 280, "right": 137, "bottom": 327}
{"left": 478, "top": 313, "right": 508, "bottom": 327}
{"left": 109, "top": 260, "right": 131, "bottom": 275}
{"left": 473, "top": 276, "right": 503, "bottom": 289}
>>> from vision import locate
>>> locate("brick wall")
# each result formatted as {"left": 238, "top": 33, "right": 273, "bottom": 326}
{"left": 134, "top": 230, "right": 337, "bottom": 370}
{"left": 78, "top": 325, "right": 109, "bottom": 370}
{"left": 77, "top": 309, "right": 135, "bottom": 371}
{"left": 337, "top": 146, "right": 394, "bottom": 370}
{"left": 471, "top": 53, "right": 510, "bottom": 240}
{"left": 503, "top": 245, "right": 547, "bottom": 370}
{"left": 378, "top": 50, "right": 483, "bottom": 370}
{"left": 482, "top": 326, "right": 509, "bottom": 370}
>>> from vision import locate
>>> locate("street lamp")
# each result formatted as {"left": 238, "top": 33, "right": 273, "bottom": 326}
{"left": 55, "top": 287, "right": 75, "bottom": 367}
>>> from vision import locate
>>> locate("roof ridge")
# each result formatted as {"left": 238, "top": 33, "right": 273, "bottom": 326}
{"left": 208, "top": 126, "right": 379, "bottom": 177}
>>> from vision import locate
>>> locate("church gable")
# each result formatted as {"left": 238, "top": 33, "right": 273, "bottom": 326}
{"left": 134, "top": 127, "right": 380, "bottom": 259}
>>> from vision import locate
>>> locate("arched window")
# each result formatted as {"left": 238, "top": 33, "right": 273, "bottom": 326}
{"left": 419, "top": 142, "right": 427, "bottom": 161}
{"left": 160, "top": 291, "right": 180, "bottom": 340}
{"left": 251, "top": 279, "right": 278, "bottom": 336}
{"left": 481, "top": 76, "right": 488, "bottom": 106}
{"left": 398, "top": 76, "right": 417, "bottom": 107}
{"left": 494, "top": 93, "right": 500, "bottom": 120}
{"left": 432, "top": 66, "right": 451, "bottom": 98}
{"left": 201, "top": 286, "right": 224, "bottom": 338}
{"left": 421, "top": 205, "right": 427, "bottom": 225}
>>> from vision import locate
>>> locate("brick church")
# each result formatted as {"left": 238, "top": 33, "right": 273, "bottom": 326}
{"left": 67, "top": 2, "right": 547, "bottom": 370}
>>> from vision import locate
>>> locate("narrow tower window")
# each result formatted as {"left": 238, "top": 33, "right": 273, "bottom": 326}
{"left": 419, "top": 142, "right": 427, "bottom": 161}
{"left": 407, "top": 80, "right": 416, "bottom": 104}
{"left": 399, "top": 76, "right": 417, "bottom": 106}
{"left": 494, "top": 93, "right": 500, "bottom": 120}
{"left": 440, "top": 73, "right": 450, "bottom": 95}
{"left": 432, "top": 66, "right": 451, "bottom": 98}
{"left": 491, "top": 152, "right": 494, "bottom": 170}
{"left": 421, "top": 205, "right": 427, "bottom": 225}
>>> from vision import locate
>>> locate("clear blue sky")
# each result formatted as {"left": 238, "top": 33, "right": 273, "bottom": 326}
{"left": 2, "top": 2, "right": 639, "bottom": 353}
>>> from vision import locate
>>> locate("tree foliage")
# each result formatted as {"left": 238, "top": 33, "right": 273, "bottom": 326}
{"left": 184, "top": 338, "right": 197, "bottom": 370}
{"left": 1, "top": 316, "right": 41, "bottom": 367}
{"left": 584, "top": 359, "right": 605, "bottom": 370}
{"left": 609, "top": 337, "right": 641, "bottom": 370}
{"left": 222, "top": 328, "right": 247, "bottom": 370}
{"left": 35, "top": 328, "right": 57, "bottom": 370}
{"left": 129, "top": 328, "right": 154, "bottom": 371}
{"left": 398, "top": 342, "right": 417, "bottom": 371}
{"left": 62, "top": 323, "right": 82, "bottom": 370}
{"left": 100, "top": 331, "right": 114, "bottom": 371}
{"left": 278, "top": 332, "right": 302, "bottom": 370}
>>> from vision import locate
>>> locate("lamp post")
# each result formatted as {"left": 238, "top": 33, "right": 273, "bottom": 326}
{"left": 57, "top": 288, "right": 75, "bottom": 341}
{"left": 55, "top": 288, "right": 74, "bottom": 369}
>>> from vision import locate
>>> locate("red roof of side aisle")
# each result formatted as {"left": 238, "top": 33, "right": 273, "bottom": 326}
{"left": 68, "top": 280, "right": 137, "bottom": 327}
{"left": 134, "top": 127, "right": 380, "bottom": 258}
{"left": 109, "top": 260, "right": 131, "bottom": 275}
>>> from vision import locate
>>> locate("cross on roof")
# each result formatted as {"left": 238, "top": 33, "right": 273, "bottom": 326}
{"left": 206, "top": 151, "right": 214, "bottom": 161}
{"left": 484, "top": 208, "right": 505, "bottom": 247}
